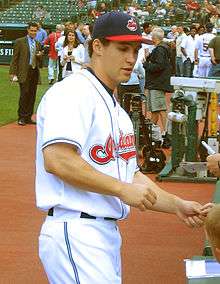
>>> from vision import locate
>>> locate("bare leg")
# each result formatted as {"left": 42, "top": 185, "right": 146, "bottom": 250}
{"left": 151, "top": 111, "right": 160, "bottom": 125}
{"left": 159, "top": 110, "right": 167, "bottom": 133}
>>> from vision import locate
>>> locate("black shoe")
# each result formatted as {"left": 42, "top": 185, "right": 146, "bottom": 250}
{"left": 25, "top": 119, "right": 36, "bottom": 125}
{"left": 18, "top": 118, "right": 26, "bottom": 126}
{"left": 49, "top": 79, "right": 54, "bottom": 85}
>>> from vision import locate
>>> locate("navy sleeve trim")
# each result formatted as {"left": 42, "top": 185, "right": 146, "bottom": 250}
{"left": 42, "top": 138, "right": 82, "bottom": 152}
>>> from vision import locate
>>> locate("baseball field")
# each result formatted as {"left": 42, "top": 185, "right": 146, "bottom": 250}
{"left": 0, "top": 65, "right": 215, "bottom": 283}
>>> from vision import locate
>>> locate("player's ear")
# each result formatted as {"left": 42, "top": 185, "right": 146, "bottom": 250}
{"left": 92, "top": 39, "right": 104, "bottom": 56}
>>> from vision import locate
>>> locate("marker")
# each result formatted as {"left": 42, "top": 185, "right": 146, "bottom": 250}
{"left": 201, "top": 141, "right": 216, "bottom": 155}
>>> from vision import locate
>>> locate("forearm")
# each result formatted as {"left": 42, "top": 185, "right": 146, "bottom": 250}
{"left": 181, "top": 47, "right": 187, "bottom": 57}
{"left": 209, "top": 48, "right": 215, "bottom": 62}
{"left": 194, "top": 48, "right": 198, "bottom": 62}
{"left": 133, "top": 171, "right": 179, "bottom": 214}
{"left": 43, "top": 143, "right": 124, "bottom": 197}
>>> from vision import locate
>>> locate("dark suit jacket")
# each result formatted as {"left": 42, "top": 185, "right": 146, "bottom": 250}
{"left": 9, "top": 36, "right": 42, "bottom": 83}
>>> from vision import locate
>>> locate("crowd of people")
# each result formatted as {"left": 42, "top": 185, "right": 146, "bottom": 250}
{"left": 9, "top": 11, "right": 220, "bottom": 149}
{"left": 30, "top": 0, "right": 220, "bottom": 28}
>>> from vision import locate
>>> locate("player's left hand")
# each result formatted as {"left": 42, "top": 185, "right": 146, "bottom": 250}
{"left": 175, "top": 198, "right": 204, "bottom": 228}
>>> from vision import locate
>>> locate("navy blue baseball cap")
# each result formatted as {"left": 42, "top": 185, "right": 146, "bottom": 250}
{"left": 92, "top": 11, "right": 145, "bottom": 42}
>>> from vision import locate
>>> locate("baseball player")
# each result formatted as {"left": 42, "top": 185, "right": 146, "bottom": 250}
{"left": 36, "top": 12, "right": 208, "bottom": 284}
{"left": 194, "top": 23, "right": 215, "bottom": 77}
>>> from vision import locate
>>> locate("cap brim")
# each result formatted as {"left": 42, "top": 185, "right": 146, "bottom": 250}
{"left": 105, "top": 34, "right": 143, "bottom": 42}
{"left": 105, "top": 35, "right": 153, "bottom": 44}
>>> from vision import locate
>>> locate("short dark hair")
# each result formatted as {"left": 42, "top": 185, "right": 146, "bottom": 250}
{"left": 88, "top": 38, "right": 110, "bottom": 58}
{"left": 27, "top": 22, "right": 38, "bottom": 29}
{"left": 142, "top": 22, "right": 151, "bottom": 30}
{"left": 190, "top": 25, "right": 197, "bottom": 31}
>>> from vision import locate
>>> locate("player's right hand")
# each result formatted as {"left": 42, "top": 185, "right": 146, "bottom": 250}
{"left": 119, "top": 183, "right": 157, "bottom": 211}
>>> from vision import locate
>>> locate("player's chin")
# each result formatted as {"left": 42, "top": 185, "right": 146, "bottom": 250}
{"left": 119, "top": 74, "right": 131, "bottom": 83}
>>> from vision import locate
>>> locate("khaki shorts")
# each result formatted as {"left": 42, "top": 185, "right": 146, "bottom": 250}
{"left": 146, "top": 89, "right": 167, "bottom": 112}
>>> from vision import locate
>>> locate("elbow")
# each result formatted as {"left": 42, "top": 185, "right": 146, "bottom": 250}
{"left": 43, "top": 148, "right": 59, "bottom": 175}
{"left": 44, "top": 155, "right": 57, "bottom": 175}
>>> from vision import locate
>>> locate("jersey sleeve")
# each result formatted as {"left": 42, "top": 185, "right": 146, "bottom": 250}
{"left": 38, "top": 77, "right": 95, "bottom": 153}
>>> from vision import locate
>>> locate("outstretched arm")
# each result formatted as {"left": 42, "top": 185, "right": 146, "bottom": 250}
{"left": 133, "top": 171, "right": 204, "bottom": 227}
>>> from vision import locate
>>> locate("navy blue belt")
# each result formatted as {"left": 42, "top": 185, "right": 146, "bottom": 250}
{"left": 48, "top": 208, "right": 117, "bottom": 221}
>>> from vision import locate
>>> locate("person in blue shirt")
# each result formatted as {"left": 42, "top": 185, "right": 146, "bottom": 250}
{"left": 35, "top": 22, "right": 47, "bottom": 46}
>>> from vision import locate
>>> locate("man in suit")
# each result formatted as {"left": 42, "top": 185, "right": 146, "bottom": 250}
{"left": 9, "top": 22, "right": 43, "bottom": 126}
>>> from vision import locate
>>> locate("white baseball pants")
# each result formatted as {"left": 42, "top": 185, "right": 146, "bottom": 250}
{"left": 197, "top": 57, "right": 212, "bottom": 78}
{"left": 39, "top": 214, "right": 122, "bottom": 284}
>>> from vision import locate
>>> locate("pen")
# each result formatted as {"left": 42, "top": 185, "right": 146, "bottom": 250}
{"left": 201, "top": 141, "right": 216, "bottom": 155}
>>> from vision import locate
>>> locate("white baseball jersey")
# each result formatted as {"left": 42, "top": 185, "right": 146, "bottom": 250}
{"left": 181, "top": 34, "right": 198, "bottom": 62}
{"left": 36, "top": 69, "right": 139, "bottom": 219}
{"left": 195, "top": 33, "right": 215, "bottom": 57}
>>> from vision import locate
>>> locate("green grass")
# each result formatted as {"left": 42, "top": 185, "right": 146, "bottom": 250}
{"left": 0, "top": 65, "right": 50, "bottom": 126}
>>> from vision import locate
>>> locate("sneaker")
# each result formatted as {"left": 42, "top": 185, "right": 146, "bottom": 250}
{"left": 18, "top": 118, "right": 26, "bottom": 126}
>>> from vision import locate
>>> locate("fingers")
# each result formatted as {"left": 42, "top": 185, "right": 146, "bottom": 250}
{"left": 137, "top": 190, "right": 157, "bottom": 212}
{"left": 200, "top": 203, "right": 215, "bottom": 216}
{"left": 145, "top": 188, "right": 157, "bottom": 205}
{"left": 184, "top": 215, "right": 204, "bottom": 228}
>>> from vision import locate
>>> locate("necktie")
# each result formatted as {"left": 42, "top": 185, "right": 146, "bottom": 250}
{"left": 30, "top": 39, "right": 36, "bottom": 69}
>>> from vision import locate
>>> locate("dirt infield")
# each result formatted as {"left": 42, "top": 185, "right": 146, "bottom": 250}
{"left": 0, "top": 122, "right": 214, "bottom": 284}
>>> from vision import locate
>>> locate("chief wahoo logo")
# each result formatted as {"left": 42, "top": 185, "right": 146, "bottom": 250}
{"left": 90, "top": 133, "right": 136, "bottom": 165}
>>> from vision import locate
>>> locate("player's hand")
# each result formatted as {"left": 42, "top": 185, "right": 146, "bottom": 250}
{"left": 119, "top": 183, "right": 157, "bottom": 211}
{"left": 207, "top": 154, "right": 220, "bottom": 177}
{"left": 211, "top": 58, "right": 217, "bottom": 65}
{"left": 175, "top": 198, "right": 204, "bottom": 228}
{"left": 200, "top": 202, "right": 215, "bottom": 216}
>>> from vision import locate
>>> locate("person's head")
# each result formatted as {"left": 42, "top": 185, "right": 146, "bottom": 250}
{"left": 64, "top": 21, "right": 71, "bottom": 29}
{"left": 56, "top": 24, "right": 64, "bottom": 32}
{"left": 63, "top": 30, "right": 80, "bottom": 47}
{"left": 190, "top": 26, "right": 197, "bottom": 37}
{"left": 65, "top": 22, "right": 75, "bottom": 31}
{"left": 198, "top": 25, "right": 205, "bottom": 35}
{"left": 171, "top": 25, "right": 177, "bottom": 34}
{"left": 82, "top": 24, "right": 90, "bottom": 37}
{"left": 88, "top": 11, "right": 144, "bottom": 89}
{"left": 100, "top": 2, "right": 107, "bottom": 10}
{"left": 206, "top": 22, "right": 214, "bottom": 33}
{"left": 142, "top": 22, "right": 152, "bottom": 34}
{"left": 151, "top": 27, "right": 164, "bottom": 45}
{"left": 177, "top": 25, "right": 184, "bottom": 34}
{"left": 205, "top": 204, "right": 220, "bottom": 262}
{"left": 27, "top": 22, "right": 38, "bottom": 39}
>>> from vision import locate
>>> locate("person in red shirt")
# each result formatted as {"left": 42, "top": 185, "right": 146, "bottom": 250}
{"left": 44, "top": 24, "right": 63, "bottom": 84}
{"left": 186, "top": 0, "right": 200, "bottom": 18}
